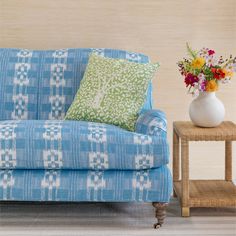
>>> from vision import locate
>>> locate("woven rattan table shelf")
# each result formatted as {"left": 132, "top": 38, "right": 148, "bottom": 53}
{"left": 173, "top": 121, "right": 236, "bottom": 217}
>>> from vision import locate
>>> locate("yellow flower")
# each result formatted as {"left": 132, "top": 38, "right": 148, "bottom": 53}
{"left": 222, "top": 68, "right": 234, "bottom": 78}
{"left": 206, "top": 80, "right": 218, "bottom": 92}
{"left": 191, "top": 57, "right": 205, "bottom": 69}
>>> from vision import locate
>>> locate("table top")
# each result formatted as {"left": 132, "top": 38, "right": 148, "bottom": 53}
{"left": 173, "top": 121, "right": 236, "bottom": 141}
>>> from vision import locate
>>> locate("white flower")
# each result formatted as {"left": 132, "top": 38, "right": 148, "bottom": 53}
{"left": 232, "top": 63, "right": 236, "bottom": 72}
{"left": 192, "top": 89, "right": 199, "bottom": 97}
{"left": 205, "top": 55, "right": 217, "bottom": 67}
{"left": 198, "top": 73, "right": 205, "bottom": 82}
{"left": 220, "top": 78, "right": 231, "bottom": 84}
{"left": 190, "top": 83, "right": 200, "bottom": 97}
{"left": 226, "top": 63, "right": 236, "bottom": 72}
{"left": 194, "top": 82, "right": 202, "bottom": 91}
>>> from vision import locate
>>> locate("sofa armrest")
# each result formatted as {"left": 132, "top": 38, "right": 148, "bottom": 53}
{"left": 135, "top": 109, "right": 167, "bottom": 137}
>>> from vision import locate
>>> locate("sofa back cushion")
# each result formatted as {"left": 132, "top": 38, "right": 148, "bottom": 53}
{"left": 0, "top": 48, "right": 152, "bottom": 120}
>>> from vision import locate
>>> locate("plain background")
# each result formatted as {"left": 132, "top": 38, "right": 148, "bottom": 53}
{"left": 0, "top": 0, "right": 235, "bottom": 179}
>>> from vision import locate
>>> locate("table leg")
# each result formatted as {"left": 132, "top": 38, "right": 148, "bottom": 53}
{"left": 225, "top": 141, "right": 232, "bottom": 181}
{"left": 181, "top": 139, "right": 189, "bottom": 217}
{"left": 173, "top": 129, "right": 180, "bottom": 197}
{"left": 173, "top": 129, "right": 180, "bottom": 181}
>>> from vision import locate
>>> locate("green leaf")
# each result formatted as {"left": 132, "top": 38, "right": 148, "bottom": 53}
{"left": 186, "top": 42, "right": 198, "bottom": 59}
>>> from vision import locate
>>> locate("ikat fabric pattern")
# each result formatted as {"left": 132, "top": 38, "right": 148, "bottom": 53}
{"left": 65, "top": 53, "right": 159, "bottom": 131}
{"left": 0, "top": 121, "right": 19, "bottom": 169}
{"left": 0, "top": 118, "right": 169, "bottom": 170}
{"left": 0, "top": 48, "right": 153, "bottom": 121}
{"left": 0, "top": 167, "right": 172, "bottom": 202}
{"left": 0, "top": 47, "right": 172, "bottom": 204}
{"left": 135, "top": 109, "right": 168, "bottom": 138}
{"left": 0, "top": 49, "right": 38, "bottom": 120}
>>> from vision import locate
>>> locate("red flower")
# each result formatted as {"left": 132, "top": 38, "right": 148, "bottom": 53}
{"left": 211, "top": 68, "right": 225, "bottom": 80}
{"left": 184, "top": 73, "right": 198, "bottom": 86}
{"left": 208, "top": 50, "right": 215, "bottom": 56}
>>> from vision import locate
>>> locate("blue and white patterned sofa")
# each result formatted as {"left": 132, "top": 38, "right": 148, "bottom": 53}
{"left": 0, "top": 48, "right": 172, "bottom": 228}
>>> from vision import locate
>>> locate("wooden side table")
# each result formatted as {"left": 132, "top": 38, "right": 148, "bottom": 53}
{"left": 173, "top": 121, "right": 236, "bottom": 217}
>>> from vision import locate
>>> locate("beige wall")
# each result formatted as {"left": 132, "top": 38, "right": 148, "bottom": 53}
{"left": 0, "top": 0, "right": 235, "bottom": 178}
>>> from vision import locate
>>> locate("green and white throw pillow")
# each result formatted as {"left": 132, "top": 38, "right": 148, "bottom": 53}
{"left": 65, "top": 53, "right": 159, "bottom": 131}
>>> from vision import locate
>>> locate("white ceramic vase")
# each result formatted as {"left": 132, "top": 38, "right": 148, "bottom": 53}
{"left": 189, "top": 92, "right": 225, "bottom": 127}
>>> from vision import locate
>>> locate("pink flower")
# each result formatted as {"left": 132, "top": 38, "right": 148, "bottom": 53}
{"left": 208, "top": 50, "right": 215, "bottom": 56}
{"left": 197, "top": 73, "right": 206, "bottom": 91}
{"left": 199, "top": 80, "right": 206, "bottom": 91}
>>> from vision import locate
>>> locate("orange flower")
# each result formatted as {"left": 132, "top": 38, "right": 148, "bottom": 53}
{"left": 206, "top": 80, "right": 218, "bottom": 92}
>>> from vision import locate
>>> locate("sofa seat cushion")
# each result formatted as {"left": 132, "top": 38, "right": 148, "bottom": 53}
{"left": 0, "top": 120, "right": 169, "bottom": 170}
{"left": 0, "top": 166, "right": 172, "bottom": 202}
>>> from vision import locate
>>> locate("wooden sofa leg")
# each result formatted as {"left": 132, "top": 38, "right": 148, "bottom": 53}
{"left": 152, "top": 202, "right": 168, "bottom": 229}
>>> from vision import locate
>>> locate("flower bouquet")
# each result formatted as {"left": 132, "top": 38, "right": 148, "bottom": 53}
{"left": 178, "top": 43, "right": 236, "bottom": 96}
{"left": 177, "top": 44, "right": 236, "bottom": 127}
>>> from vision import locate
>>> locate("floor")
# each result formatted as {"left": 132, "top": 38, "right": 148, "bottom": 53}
{"left": 0, "top": 198, "right": 235, "bottom": 236}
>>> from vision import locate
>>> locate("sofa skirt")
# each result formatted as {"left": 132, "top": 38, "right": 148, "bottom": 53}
{"left": 0, "top": 166, "right": 172, "bottom": 202}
